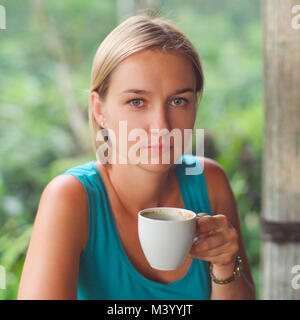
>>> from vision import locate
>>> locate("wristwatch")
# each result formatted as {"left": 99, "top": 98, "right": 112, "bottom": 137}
{"left": 209, "top": 255, "right": 243, "bottom": 285}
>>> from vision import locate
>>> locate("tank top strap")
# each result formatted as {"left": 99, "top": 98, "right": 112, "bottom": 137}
{"left": 174, "top": 154, "right": 212, "bottom": 216}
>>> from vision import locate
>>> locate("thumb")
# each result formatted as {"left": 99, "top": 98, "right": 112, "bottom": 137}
{"left": 196, "top": 213, "right": 210, "bottom": 219}
{"left": 194, "top": 213, "right": 209, "bottom": 237}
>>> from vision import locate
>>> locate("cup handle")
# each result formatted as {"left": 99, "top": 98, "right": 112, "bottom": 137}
{"left": 192, "top": 213, "right": 207, "bottom": 244}
{"left": 192, "top": 235, "right": 202, "bottom": 244}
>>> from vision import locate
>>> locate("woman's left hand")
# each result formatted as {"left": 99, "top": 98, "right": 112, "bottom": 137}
{"left": 189, "top": 213, "right": 239, "bottom": 267}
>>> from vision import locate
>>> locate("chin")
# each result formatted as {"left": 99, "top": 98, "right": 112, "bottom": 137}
{"left": 136, "top": 161, "right": 175, "bottom": 174}
{"left": 133, "top": 151, "right": 181, "bottom": 173}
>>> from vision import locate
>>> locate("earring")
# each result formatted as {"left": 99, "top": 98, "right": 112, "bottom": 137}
{"left": 100, "top": 121, "right": 105, "bottom": 127}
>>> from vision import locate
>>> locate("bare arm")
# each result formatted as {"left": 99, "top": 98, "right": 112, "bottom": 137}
{"left": 193, "top": 157, "right": 256, "bottom": 300}
{"left": 18, "top": 174, "right": 88, "bottom": 300}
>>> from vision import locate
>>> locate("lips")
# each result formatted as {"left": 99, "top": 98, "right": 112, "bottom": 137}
{"left": 141, "top": 144, "right": 173, "bottom": 155}
{"left": 142, "top": 143, "right": 173, "bottom": 148}
{"left": 147, "top": 145, "right": 172, "bottom": 148}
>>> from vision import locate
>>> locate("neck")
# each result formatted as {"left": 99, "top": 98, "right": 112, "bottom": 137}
{"left": 105, "top": 163, "right": 176, "bottom": 218}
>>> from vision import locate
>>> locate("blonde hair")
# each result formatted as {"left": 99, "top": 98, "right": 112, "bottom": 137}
{"left": 89, "top": 11, "right": 204, "bottom": 161}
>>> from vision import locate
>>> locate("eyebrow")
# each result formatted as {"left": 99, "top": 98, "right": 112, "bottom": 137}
{"left": 120, "top": 88, "right": 195, "bottom": 96}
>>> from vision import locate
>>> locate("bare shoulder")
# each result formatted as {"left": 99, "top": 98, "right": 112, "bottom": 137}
{"left": 18, "top": 174, "right": 89, "bottom": 299}
{"left": 39, "top": 174, "right": 89, "bottom": 252}
{"left": 43, "top": 173, "right": 87, "bottom": 200}
{"left": 197, "top": 156, "right": 226, "bottom": 177}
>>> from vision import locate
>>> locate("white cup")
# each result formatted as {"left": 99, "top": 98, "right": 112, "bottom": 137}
{"left": 138, "top": 207, "right": 197, "bottom": 271}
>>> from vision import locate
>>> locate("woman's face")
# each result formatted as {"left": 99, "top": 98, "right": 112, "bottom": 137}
{"left": 91, "top": 48, "right": 197, "bottom": 172}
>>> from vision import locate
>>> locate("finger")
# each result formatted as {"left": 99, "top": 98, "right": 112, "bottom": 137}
{"left": 196, "top": 214, "right": 229, "bottom": 235}
{"left": 191, "top": 232, "right": 229, "bottom": 253}
{"left": 190, "top": 251, "right": 237, "bottom": 266}
{"left": 190, "top": 241, "right": 229, "bottom": 257}
{"left": 194, "top": 227, "right": 238, "bottom": 251}
{"left": 194, "top": 213, "right": 209, "bottom": 226}
{"left": 193, "top": 214, "right": 210, "bottom": 237}
{"left": 190, "top": 239, "right": 238, "bottom": 258}
{"left": 196, "top": 213, "right": 210, "bottom": 218}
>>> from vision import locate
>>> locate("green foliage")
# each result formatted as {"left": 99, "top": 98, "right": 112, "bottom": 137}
{"left": 0, "top": 219, "right": 32, "bottom": 300}
{"left": 0, "top": 0, "right": 262, "bottom": 299}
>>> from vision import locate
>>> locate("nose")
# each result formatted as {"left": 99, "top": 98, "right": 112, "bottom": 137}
{"left": 149, "top": 104, "right": 171, "bottom": 131}
{"left": 149, "top": 105, "right": 171, "bottom": 143}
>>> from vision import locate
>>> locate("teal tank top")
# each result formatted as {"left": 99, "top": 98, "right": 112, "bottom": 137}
{"left": 61, "top": 154, "right": 212, "bottom": 300}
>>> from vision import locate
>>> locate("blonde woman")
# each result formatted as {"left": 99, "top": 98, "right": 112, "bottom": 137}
{"left": 18, "top": 13, "right": 255, "bottom": 300}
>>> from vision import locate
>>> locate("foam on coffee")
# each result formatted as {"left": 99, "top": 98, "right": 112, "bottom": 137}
{"left": 142, "top": 209, "right": 194, "bottom": 221}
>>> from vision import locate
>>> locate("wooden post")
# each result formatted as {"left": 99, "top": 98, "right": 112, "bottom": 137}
{"left": 261, "top": 0, "right": 300, "bottom": 299}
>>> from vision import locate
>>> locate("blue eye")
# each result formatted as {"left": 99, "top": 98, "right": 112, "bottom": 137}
{"left": 128, "top": 99, "right": 144, "bottom": 108}
{"left": 127, "top": 97, "right": 188, "bottom": 108}
{"left": 172, "top": 97, "right": 188, "bottom": 107}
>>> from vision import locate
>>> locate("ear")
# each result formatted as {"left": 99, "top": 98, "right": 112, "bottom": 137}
{"left": 90, "top": 91, "right": 106, "bottom": 126}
